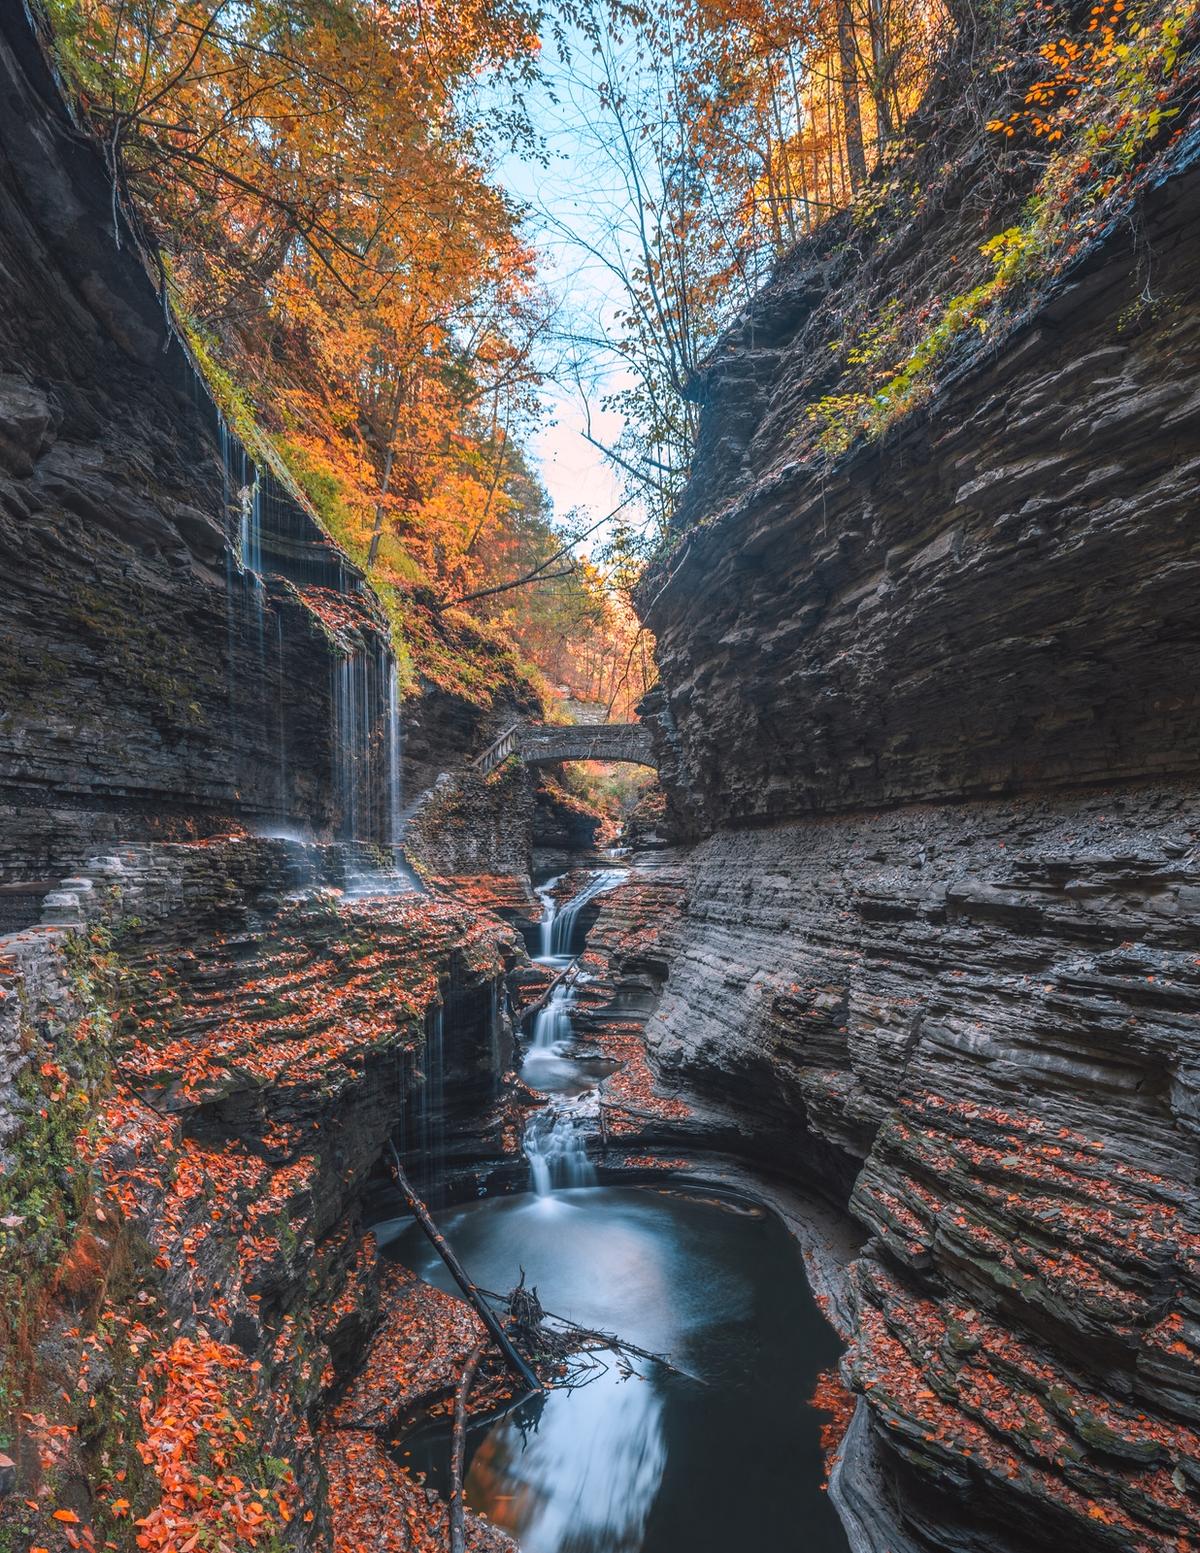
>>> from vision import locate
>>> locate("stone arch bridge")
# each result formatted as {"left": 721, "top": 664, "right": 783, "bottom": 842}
{"left": 475, "top": 721, "right": 656, "bottom": 775}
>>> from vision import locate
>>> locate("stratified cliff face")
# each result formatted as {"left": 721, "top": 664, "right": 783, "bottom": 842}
{"left": 642, "top": 140, "right": 1200, "bottom": 840}
{"left": 0, "top": 20, "right": 384, "bottom": 876}
{"left": 0, "top": 836, "right": 521, "bottom": 1550}
{"left": 635, "top": 40, "right": 1200, "bottom": 1553}
{"left": 0, "top": 18, "right": 529, "bottom": 886}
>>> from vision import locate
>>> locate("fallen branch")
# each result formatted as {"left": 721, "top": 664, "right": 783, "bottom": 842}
{"left": 386, "top": 1143, "right": 542, "bottom": 1398}
{"left": 476, "top": 1282, "right": 701, "bottom": 1384}
{"left": 521, "top": 958, "right": 583, "bottom": 1026}
{"left": 449, "top": 1339, "right": 486, "bottom": 1553}
{"left": 597, "top": 1095, "right": 677, "bottom": 1126}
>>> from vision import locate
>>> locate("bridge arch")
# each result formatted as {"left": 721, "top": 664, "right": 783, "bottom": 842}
{"left": 475, "top": 721, "right": 656, "bottom": 775}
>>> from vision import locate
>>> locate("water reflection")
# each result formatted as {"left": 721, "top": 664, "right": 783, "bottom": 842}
{"left": 377, "top": 1187, "right": 849, "bottom": 1553}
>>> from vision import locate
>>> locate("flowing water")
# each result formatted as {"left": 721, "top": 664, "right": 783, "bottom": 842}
{"left": 535, "top": 868, "right": 628, "bottom": 962}
{"left": 377, "top": 864, "right": 849, "bottom": 1551}
{"left": 523, "top": 1093, "right": 598, "bottom": 1195}
{"left": 379, "top": 1186, "right": 848, "bottom": 1553}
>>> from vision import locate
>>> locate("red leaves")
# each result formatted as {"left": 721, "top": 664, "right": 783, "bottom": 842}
{"left": 809, "top": 1367, "right": 856, "bottom": 1488}
{"left": 331, "top": 1266, "right": 487, "bottom": 1431}
{"left": 133, "top": 1334, "right": 296, "bottom": 1551}
{"left": 322, "top": 1430, "right": 514, "bottom": 1553}
{"left": 849, "top": 1257, "right": 1200, "bottom": 1549}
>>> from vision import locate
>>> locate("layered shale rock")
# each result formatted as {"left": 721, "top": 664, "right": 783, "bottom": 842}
{"left": 632, "top": 31, "right": 1200, "bottom": 1553}
{"left": 0, "top": 20, "right": 388, "bottom": 877}
{"left": 0, "top": 14, "right": 534, "bottom": 889}
{"left": 0, "top": 837, "right": 522, "bottom": 1551}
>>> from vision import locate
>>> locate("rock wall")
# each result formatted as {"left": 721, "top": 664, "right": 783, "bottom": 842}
{"left": 0, "top": 835, "right": 522, "bottom": 1549}
{"left": 634, "top": 37, "right": 1200, "bottom": 1553}
{"left": 641, "top": 124, "right": 1200, "bottom": 839}
{"left": 0, "top": 16, "right": 408, "bottom": 879}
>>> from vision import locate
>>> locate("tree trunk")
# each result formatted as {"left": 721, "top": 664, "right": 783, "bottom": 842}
{"left": 838, "top": 2, "right": 867, "bottom": 192}
{"left": 366, "top": 442, "right": 396, "bottom": 570}
{"left": 449, "top": 1339, "right": 486, "bottom": 1553}
{"left": 867, "top": 0, "right": 896, "bottom": 146}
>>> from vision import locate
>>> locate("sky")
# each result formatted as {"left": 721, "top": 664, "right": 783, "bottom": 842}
{"left": 483, "top": 32, "right": 649, "bottom": 543}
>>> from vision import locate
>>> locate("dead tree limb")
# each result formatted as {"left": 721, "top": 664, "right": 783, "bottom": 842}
{"left": 449, "top": 1338, "right": 486, "bottom": 1553}
{"left": 521, "top": 959, "right": 582, "bottom": 1026}
{"left": 386, "top": 1143, "right": 542, "bottom": 1397}
{"left": 475, "top": 1284, "right": 701, "bottom": 1383}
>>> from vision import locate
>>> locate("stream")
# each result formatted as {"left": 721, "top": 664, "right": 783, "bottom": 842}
{"left": 376, "top": 865, "right": 849, "bottom": 1553}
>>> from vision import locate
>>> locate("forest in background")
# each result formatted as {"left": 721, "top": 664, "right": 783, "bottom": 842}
{"left": 38, "top": 0, "right": 1197, "bottom": 712}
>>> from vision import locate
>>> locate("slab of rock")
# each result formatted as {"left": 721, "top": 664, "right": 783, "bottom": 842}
{"left": 330, "top": 1264, "right": 484, "bottom": 1430}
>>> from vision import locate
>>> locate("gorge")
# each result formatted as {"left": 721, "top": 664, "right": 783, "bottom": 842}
{"left": 2, "top": 2, "right": 1200, "bottom": 1553}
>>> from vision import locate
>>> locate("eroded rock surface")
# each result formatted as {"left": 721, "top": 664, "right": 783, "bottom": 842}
{"left": 0, "top": 837, "right": 522, "bottom": 1551}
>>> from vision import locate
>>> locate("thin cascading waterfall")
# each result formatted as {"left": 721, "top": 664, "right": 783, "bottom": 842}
{"left": 521, "top": 975, "right": 595, "bottom": 1195}
{"left": 535, "top": 875, "right": 563, "bottom": 960}
{"left": 414, "top": 1002, "right": 446, "bottom": 1205}
{"left": 524, "top": 1100, "right": 597, "bottom": 1197}
{"left": 331, "top": 647, "right": 378, "bottom": 842}
{"left": 332, "top": 653, "right": 360, "bottom": 840}
{"left": 332, "top": 646, "right": 415, "bottom": 893}
{"left": 549, "top": 869, "right": 628, "bottom": 957}
{"left": 520, "top": 873, "right": 630, "bottom": 1193}
{"left": 239, "top": 474, "right": 263, "bottom": 578}
{"left": 220, "top": 424, "right": 277, "bottom": 816}
{"left": 385, "top": 649, "right": 403, "bottom": 850}
{"left": 275, "top": 612, "right": 287, "bottom": 816}
{"left": 531, "top": 980, "right": 575, "bottom": 1052}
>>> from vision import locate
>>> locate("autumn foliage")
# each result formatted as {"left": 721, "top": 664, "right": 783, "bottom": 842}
{"left": 43, "top": 0, "right": 652, "bottom": 713}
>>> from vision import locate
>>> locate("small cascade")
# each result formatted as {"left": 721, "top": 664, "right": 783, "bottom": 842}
{"left": 534, "top": 875, "right": 563, "bottom": 960}
{"left": 239, "top": 475, "right": 263, "bottom": 577}
{"left": 413, "top": 1002, "right": 446, "bottom": 1204}
{"left": 547, "top": 868, "right": 628, "bottom": 958}
{"left": 275, "top": 612, "right": 288, "bottom": 814}
{"left": 333, "top": 652, "right": 364, "bottom": 842}
{"left": 519, "top": 867, "right": 629, "bottom": 1195}
{"left": 524, "top": 1098, "right": 598, "bottom": 1197}
{"left": 386, "top": 656, "right": 403, "bottom": 850}
{"left": 331, "top": 641, "right": 403, "bottom": 852}
{"left": 531, "top": 979, "right": 575, "bottom": 1051}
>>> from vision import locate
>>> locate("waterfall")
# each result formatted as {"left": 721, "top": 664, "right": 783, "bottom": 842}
{"left": 209, "top": 410, "right": 405, "bottom": 842}
{"left": 386, "top": 655, "right": 403, "bottom": 849}
{"left": 331, "top": 642, "right": 404, "bottom": 850}
{"left": 535, "top": 875, "right": 563, "bottom": 960}
{"left": 235, "top": 475, "right": 260, "bottom": 580}
{"left": 521, "top": 867, "right": 629, "bottom": 1194}
{"left": 524, "top": 1100, "right": 597, "bottom": 1197}
{"left": 547, "top": 869, "right": 628, "bottom": 957}
{"left": 332, "top": 652, "right": 363, "bottom": 841}
{"left": 531, "top": 980, "right": 575, "bottom": 1051}
{"left": 414, "top": 1002, "right": 446, "bottom": 1205}
{"left": 275, "top": 611, "right": 287, "bottom": 815}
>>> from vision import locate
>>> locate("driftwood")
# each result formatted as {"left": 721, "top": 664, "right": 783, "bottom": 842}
{"left": 520, "top": 958, "right": 582, "bottom": 1026}
{"left": 477, "top": 1281, "right": 700, "bottom": 1384}
{"left": 386, "top": 1143, "right": 542, "bottom": 1397}
{"left": 448, "top": 1338, "right": 485, "bottom": 1553}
